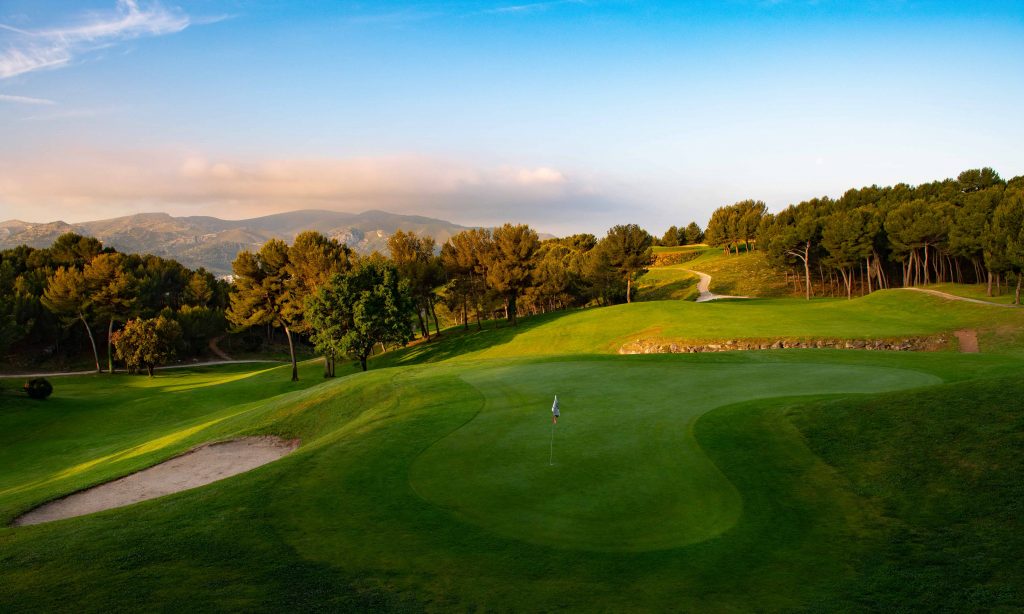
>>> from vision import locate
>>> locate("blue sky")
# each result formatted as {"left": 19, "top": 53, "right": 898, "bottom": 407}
{"left": 1, "top": 1, "right": 1022, "bottom": 235}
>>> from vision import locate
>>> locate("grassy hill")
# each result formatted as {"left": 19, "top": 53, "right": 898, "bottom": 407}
{"left": 1, "top": 290, "right": 1022, "bottom": 611}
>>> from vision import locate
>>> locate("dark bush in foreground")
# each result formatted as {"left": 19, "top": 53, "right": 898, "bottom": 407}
{"left": 24, "top": 378, "right": 53, "bottom": 400}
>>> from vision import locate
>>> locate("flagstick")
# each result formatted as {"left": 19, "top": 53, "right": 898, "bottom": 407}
{"left": 549, "top": 419, "right": 556, "bottom": 466}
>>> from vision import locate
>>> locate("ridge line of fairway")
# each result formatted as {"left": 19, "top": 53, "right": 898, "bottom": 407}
{"left": 404, "top": 372, "right": 488, "bottom": 511}
{"left": 896, "top": 286, "right": 1021, "bottom": 307}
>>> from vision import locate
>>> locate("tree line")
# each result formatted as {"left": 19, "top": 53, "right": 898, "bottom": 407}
{"left": 224, "top": 224, "right": 657, "bottom": 380}
{"left": 3, "top": 165, "right": 1019, "bottom": 376}
{"left": 0, "top": 233, "right": 228, "bottom": 372}
{"left": 703, "top": 168, "right": 1024, "bottom": 303}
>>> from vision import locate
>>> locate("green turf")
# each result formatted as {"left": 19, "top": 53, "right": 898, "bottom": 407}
{"left": 1, "top": 289, "right": 1023, "bottom": 611}
{"left": 921, "top": 281, "right": 1020, "bottom": 305}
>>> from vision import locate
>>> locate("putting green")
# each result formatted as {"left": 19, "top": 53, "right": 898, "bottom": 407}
{"left": 409, "top": 360, "right": 940, "bottom": 551}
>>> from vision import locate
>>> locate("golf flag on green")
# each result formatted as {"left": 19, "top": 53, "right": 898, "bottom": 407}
{"left": 551, "top": 395, "right": 560, "bottom": 424}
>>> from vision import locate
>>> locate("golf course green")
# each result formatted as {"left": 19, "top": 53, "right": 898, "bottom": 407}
{"left": 2, "top": 289, "right": 1023, "bottom": 611}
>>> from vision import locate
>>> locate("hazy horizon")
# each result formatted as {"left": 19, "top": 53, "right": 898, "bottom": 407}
{"left": 2, "top": 1, "right": 1023, "bottom": 235}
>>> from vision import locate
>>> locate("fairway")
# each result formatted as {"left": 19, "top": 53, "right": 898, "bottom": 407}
{"left": 412, "top": 360, "right": 938, "bottom": 551}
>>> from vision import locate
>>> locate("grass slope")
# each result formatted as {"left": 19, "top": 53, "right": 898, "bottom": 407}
{"left": 1, "top": 290, "right": 1023, "bottom": 611}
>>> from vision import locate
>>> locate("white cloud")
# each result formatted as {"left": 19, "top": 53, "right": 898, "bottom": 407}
{"left": 511, "top": 167, "right": 567, "bottom": 185}
{"left": 0, "top": 93, "right": 55, "bottom": 105}
{"left": 486, "top": 0, "right": 587, "bottom": 15}
{"left": 0, "top": 0, "right": 189, "bottom": 80}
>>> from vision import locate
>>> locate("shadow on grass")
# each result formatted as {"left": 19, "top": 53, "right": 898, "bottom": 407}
{"left": 639, "top": 275, "right": 699, "bottom": 301}
{"left": 374, "top": 310, "right": 582, "bottom": 368}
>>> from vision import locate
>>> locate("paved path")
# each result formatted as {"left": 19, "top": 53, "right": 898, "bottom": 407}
{"left": 897, "top": 287, "right": 1019, "bottom": 307}
{"left": 0, "top": 359, "right": 284, "bottom": 379}
{"left": 683, "top": 269, "right": 749, "bottom": 303}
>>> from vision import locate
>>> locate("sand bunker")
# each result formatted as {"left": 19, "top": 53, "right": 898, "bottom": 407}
{"left": 14, "top": 436, "right": 299, "bottom": 526}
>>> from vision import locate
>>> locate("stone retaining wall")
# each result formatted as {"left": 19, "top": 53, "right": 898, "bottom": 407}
{"left": 619, "top": 335, "right": 949, "bottom": 354}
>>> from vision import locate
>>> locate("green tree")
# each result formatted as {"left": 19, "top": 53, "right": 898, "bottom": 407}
{"left": 762, "top": 198, "right": 828, "bottom": 300}
{"left": 84, "top": 252, "right": 138, "bottom": 374}
{"left": 661, "top": 226, "right": 680, "bottom": 247}
{"left": 41, "top": 266, "right": 101, "bottom": 372}
{"left": 306, "top": 260, "right": 415, "bottom": 371}
{"left": 990, "top": 188, "right": 1024, "bottom": 304}
{"left": 111, "top": 315, "right": 182, "bottom": 377}
{"left": 47, "top": 233, "right": 103, "bottom": 268}
{"left": 484, "top": 224, "right": 540, "bottom": 325}
{"left": 821, "top": 208, "right": 878, "bottom": 299}
{"left": 683, "top": 222, "right": 704, "bottom": 245}
{"left": 227, "top": 240, "right": 301, "bottom": 381}
{"left": 388, "top": 230, "right": 444, "bottom": 338}
{"left": 285, "top": 231, "right": 351, "bottom": 376}
{"left": 600, "top": 224, "right": 653, "bottom": 303}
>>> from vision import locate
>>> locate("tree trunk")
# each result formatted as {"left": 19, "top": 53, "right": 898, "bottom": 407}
{"left": 987, "top": 271, "right": 993, "bottom": 296}
{"left": 1015, "top": 274, "right": 1022, "bottom": 305}
{"left": 80, "top": 312, "right": 100, "bottom": 373}
{"left": 626, "top": 275, "right": 633, "bottom": 303}
{"left": 922, "top": 244, "right": 930, "bottom": 285}
{"left": 359, "top": 355, "right": 367, "bottom": 372}
{"left": 866, "top": 257, "right": 873, "bottom": 294}
{"left": 323, "top": 355, "right": 332, "bottom": 378}
{"left": 430, "top": 299, "right": 441, "bottom": 336}
{"left": 840, "top": 268, "right": 852, "bottom": 299}
{"left": 107, "top": 318, "right": 115, "bottom": 374}
{"left": 416, "top": 309, "right": 428, "bottom": 340}
{"left": 509, "top": 294, "right": 518, "bottom": 326}
{"left": 462, "top": 295, "right": 469, "bottom": 331}
{"left": 284, "top": 325, "right": 298, "bottom": 382}
{"left": 803, "top": 243, "right": 811, "bottom": 300}
{"left": 147, "top": 364, "right": 154, "bottom": 377}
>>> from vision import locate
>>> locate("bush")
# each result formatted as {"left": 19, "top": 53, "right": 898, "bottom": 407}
{"left": 24, "top": 378, "right": 53, "bottom": 400}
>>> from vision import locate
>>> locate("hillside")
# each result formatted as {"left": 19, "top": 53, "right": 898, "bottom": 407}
{"left": 0, "top": 210, "right": 474, "bottom": 276}
{"left": 2, "top": 290, "right": 1023, "bottom": 611}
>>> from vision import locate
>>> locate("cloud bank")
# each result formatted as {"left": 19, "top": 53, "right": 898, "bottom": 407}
{"left": 0, "top": 150, "right": 625, "bottom": 233}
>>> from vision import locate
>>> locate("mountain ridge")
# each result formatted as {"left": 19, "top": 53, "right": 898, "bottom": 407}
{"left": 0, "top": 209, "right": 477, "bottom": 276}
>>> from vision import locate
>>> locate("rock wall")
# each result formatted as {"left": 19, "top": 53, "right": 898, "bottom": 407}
{"left": 619, "top": 335, "right": 949, "bottom": 354}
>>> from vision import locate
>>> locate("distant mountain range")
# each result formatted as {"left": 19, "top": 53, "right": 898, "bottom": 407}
{"left": 0, "top": 210, "right": 475, "bottom": 276}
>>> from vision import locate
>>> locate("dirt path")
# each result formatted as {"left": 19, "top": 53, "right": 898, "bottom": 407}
{"left": 683, "top": 269, "right": 749, "bottom": 303}
{"left": 13, "top": 437, "right": 299, "bottom": 526}
{"left": 0, "top": 359, "right": 283, "bottom": 379}
{"left": 954, "top": 329, "right": 980, "bottom": 353}
{"left": 898, "top": 287, "right": 1020, "bottom": 307}
{"left": 208, "top": 335, "right": 232, "bottom": 361}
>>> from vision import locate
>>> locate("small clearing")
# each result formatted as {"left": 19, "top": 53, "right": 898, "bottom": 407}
{"left": 13, "top": 437, "right": 299, "bottom": 526}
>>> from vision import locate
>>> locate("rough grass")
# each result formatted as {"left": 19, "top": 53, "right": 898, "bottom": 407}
{"left": 635, "top": 265, "right": 700, "bottom": 300}
{"left": 923, "top": 282, "right": 1020, "bottom": 305}
{"left": 1, "top": 292, "right": 1023, "bottom": 611}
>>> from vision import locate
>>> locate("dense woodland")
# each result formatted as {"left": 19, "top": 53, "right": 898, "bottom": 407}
{"left": 1, "top": 167, "right": 1020, "bottom": 375}
{"left": 704, "top": 168, "right": 1024, "bottom": 301}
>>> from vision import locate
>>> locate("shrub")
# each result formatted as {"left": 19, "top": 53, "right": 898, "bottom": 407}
{"left": 24, "top": 378, "right": 53, "bottom": 400}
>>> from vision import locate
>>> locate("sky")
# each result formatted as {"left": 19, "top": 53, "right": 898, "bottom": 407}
{"left": 1, "top": 0, "right": 1022, "bottom": 235}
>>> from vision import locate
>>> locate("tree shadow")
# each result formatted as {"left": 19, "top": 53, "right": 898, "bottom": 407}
{"left": 373, "top": 309, "right": 583, "bottom": 368}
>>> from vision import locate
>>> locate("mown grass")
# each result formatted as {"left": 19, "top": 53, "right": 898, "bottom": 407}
{"left": 1, "top": 289, "right": 1023, "bottom": 611}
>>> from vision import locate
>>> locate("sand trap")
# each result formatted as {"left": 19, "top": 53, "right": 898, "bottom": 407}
{"left": 13, "top": 436, "right": 299, "bottom": 526}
